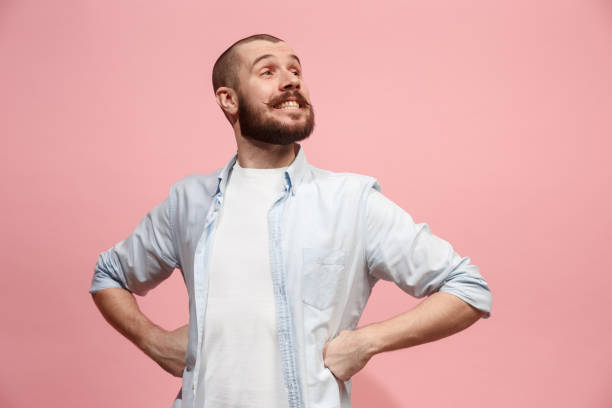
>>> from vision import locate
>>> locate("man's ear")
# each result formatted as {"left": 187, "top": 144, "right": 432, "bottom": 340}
{"left": 215, "top": 87, "right": 238, "bottom": 118}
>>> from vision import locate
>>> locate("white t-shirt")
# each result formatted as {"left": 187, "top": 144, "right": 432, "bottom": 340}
{"left": 195, "top": 161, "right": 290, "bottom": 408}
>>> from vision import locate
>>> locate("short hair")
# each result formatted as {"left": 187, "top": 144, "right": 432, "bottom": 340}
{"left": 212, "top": 34, "right": 284, "bottom": 93}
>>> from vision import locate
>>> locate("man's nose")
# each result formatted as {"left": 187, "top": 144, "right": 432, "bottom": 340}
{"left": 280, "top": 70, "right": 300, "bottom": 90}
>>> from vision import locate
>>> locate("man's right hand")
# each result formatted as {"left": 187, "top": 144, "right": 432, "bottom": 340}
{"left": 143, "top": 324, "right": 189, "bottom": 377}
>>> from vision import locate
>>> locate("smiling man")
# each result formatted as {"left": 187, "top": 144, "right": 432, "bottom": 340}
{"left": 90, "top": 34, "right": 492, "bottom": 408}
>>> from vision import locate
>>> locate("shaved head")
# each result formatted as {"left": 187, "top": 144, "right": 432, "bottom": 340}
{"left": 212, "top": 34, "right": 284, "bottom": 93}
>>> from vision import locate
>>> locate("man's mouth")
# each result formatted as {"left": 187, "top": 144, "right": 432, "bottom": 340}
{"left": 269, "top": 92, "right": 309, "bottom": 110}
{"left": 273, "top": 100, "right": 301, "bottom": 110}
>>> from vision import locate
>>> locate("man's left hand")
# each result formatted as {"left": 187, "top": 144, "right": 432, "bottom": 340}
{"left": 322, "top": 328, "right": 377, "bottom": 381}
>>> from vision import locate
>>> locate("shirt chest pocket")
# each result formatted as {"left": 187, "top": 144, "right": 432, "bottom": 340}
{"left": 301, "top": 248, "right": 346, "bottom": 310}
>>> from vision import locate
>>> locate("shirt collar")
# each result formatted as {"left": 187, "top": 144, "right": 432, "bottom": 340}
{"left": 213, "top": 143, "right": 308, "bottom": 197}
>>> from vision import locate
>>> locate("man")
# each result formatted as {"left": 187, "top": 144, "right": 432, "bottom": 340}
{"left": 90, "top": 34, "right": 492, "bottom": 408}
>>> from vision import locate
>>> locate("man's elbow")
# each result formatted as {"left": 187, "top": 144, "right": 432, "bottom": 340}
{"left": 437, "top": 270, "right": 492, "bottom": 319}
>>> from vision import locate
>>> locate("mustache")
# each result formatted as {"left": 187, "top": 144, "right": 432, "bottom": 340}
{"left": 266, "top": 91, "right": 310, "bottom": 108}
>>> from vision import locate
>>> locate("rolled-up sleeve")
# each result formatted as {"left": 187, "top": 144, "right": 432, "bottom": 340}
{"left": 89, "top": 187, "right": 180, "bottom": 296}
{"left": 365, "top": 189, "right": 492, "bottom": 318}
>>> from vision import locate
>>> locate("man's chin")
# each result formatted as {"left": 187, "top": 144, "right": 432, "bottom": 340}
{"left": 238, "top": 106, "right": 315, "bottom": 145}
{"left": 241, "top": 124, "right": 313, "bottom": 145}
{"left": 243, "top": 132, "right": 311, "bottom": 146}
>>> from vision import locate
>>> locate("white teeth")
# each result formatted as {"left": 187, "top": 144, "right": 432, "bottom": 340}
{"left": 276, "top": 101, "right": 300, "bottom": 109}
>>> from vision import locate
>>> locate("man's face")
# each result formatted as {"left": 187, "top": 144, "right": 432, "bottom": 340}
{"left": 234, "top": 40, "right": 315, "bottom": 145}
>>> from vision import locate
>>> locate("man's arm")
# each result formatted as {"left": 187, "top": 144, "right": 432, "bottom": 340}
{"left": 92, "top": 288, "right": 188, "bottom": 377}
{"left": 324, "top": 188, "right": 492, "bottom": 381}
{"left": 323, "top": 292, "right": 484, "bottom": 381}
{"left": 90, "top": 190, "right": 187, "bottom": 376}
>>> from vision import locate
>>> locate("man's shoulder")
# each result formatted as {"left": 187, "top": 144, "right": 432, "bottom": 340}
{"left": 169, "top": 169, "right": 222, "bottom": 197}
{"left": 308, "top": 164, "right": 374, "bottom": 180}
{"left": 305, "top": 164, "right": 381, "bottom": 193}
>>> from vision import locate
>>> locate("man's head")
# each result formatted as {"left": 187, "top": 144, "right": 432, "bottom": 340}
{"left": 213, "top": 34, "right": 315, "bottom": 145}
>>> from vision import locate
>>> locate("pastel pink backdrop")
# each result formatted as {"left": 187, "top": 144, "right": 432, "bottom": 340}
{"left": 1, "top": 0, "right": 610, "bottom": 407}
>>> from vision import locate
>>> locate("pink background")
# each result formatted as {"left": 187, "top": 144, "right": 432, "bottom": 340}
{"left": 1, "top": 0, "right": 611, "bottom": 406}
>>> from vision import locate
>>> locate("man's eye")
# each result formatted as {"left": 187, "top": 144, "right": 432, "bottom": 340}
{"left": 261, "top": 70, "right": 273, "bottom": 76}
{"left": 292, "top": 70, "right": 300, "bottom": 76}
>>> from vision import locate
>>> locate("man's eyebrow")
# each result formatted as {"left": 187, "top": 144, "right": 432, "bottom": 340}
{"left": 251, "top": 54, "right": 301, "bottom": 69}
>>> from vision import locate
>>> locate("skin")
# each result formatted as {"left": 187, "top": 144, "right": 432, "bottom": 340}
{"left": 92, "top": 287, "right": 187, "bottom": 377}
{"left": 92, "top": 39, "right": 486, "bottom": 383}
{"left": 322, "top": 292, "right": 485, "bottom": 381}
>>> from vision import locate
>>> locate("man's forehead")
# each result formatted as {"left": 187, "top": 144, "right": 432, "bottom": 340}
{"left": 235, "top": 40, "right": 300, "bottom": 67}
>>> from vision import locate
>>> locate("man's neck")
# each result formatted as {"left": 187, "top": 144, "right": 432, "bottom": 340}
{"left": 234, "top": 134, "right": 298, "bottom": 169}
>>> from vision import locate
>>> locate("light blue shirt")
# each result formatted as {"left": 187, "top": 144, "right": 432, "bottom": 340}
{"left": 90, "top": 144, "right": 492, "bottom": 408}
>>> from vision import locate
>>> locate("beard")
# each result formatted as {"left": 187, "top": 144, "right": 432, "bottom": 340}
{"left": 237, "top": 89, "right": 315, "bottom": 145}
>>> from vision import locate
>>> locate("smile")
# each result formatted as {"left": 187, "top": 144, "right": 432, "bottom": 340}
{"left": 273, "top": 100, "right": 301, "bottom": 110}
